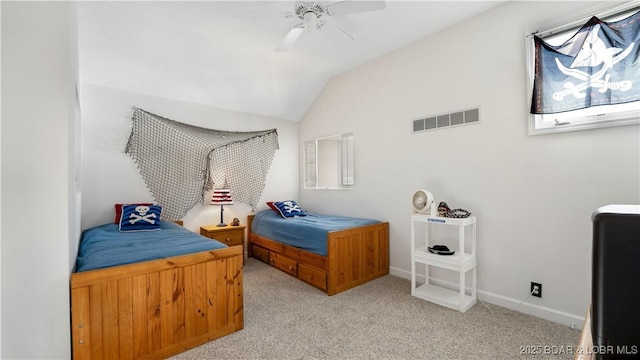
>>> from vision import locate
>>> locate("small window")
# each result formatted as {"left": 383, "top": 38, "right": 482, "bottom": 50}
{"left": 304, "top": 133, "right": 354, "bottom": 189}
{"left": 526, "top": 4, "right": 640, "bottom": 135}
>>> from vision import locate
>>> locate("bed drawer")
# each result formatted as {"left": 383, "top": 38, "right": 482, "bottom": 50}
{"left": 298, "top": 263, "right": 327, "bottom": 291}
{"left": 252, "top": 244, "right": 270, "bottom": 263}
{"left": 270, "top": 253, "right": 297, "bottom": 276}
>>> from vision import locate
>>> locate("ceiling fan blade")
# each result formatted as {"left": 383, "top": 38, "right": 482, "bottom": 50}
{"left": 275, "top": 23, "right": 306, "bottom": 52}
{"left": 233, "top": 11, "right": 293, "bottom": 19}
{"left": 325, "top": 1, "right": 386, "bottom": 16}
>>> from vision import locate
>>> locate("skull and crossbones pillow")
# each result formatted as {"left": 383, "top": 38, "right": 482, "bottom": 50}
{"left": 119, "top": 204, "right": 163, "bottom": 232}
{"left": 272, "top": 200, "right": 306, "bottom": 218}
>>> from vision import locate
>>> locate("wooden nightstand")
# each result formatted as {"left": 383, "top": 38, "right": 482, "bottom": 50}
{"left": 200, "top": 224, "right": 246, "bottom": 262}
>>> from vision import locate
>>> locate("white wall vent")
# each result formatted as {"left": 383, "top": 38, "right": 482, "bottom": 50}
{"left": 412, "top": 107, "right": 480, "bottom": 133}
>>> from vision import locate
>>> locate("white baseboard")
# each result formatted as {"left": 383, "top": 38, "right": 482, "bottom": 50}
{"left": 389, "top": 266, "right": 585, "bottom": 330}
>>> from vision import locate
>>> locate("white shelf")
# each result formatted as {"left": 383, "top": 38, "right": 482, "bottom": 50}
{"left": 411, "top": 213, "right": 475, "bottom": 227}
{"left": 410, "top": 213, "right": 477, "bottom": 313}
{"left": 412, "top": 283, "right": 476, "bottom": 313}
{"left": 413, "top": 246, "right": 476, "bottom": 272}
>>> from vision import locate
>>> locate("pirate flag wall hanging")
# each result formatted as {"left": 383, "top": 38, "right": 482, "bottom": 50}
{"left": 531, "top": 10, "right": 640, "bottom": 114}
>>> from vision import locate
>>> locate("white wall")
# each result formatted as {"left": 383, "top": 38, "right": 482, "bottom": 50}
{"left": 1, "top": 2, "right": 78, "bottom": 358}
{"left": 299, "top": 1, "right": 640, "bottom": 327}
{"left": 0, "top": 4, "right": 3, "bottom": 355}
{"left": 80, "top": 84, "right": 299, "bottom": 233}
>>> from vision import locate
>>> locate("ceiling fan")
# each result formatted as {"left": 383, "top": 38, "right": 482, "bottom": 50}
{"left": 234, "top": 1, "right": 386, "bottom": 52}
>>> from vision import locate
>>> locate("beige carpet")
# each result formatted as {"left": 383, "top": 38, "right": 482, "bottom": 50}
{"left": 170, "top": 258, "right": 580, "bottom": 359}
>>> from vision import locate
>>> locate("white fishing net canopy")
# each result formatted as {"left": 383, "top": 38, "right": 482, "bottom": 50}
{"left": 125, "top": 107, "right": 279, "bottom": 221}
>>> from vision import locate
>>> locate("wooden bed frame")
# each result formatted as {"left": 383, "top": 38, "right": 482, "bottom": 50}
{"left": 247, "top": 214, "right": 389, "bottom": 295}
{"left": 70, "top": 245, "right": 244, "bottom": 360}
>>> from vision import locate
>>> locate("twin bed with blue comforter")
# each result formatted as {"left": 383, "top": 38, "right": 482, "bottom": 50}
{"left": 249, "top": 210, "right": 381, "bottom": 256}
{"left": 75, "top": 221, "right": 228, "bottom": 272}
{"left": 70, "top": 220, "right": 244, "bottom": 360}
{"left": 248, "top": 209, "right": 390, "bottom": 295}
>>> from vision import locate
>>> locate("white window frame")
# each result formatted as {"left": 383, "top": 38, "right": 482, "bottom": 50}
{"left": 525, "top": 3, "right": 640, "bottom": 135}
{"left": 303, "top": 132, "right": 354, "bottom": 190}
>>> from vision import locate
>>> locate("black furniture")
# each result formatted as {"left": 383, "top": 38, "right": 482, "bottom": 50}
{"left": 591, "top": 205, "right": 640, "bottom": 359}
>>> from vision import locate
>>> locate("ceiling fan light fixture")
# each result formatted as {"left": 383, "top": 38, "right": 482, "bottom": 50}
{"left": 236, "top": 0, "right": 386, "bottom": 52}
{"left": 295, "top": 2, "right": 325, "bottom": 19}
{"left": 303, "top": 11, "right": 318, "bottom": 27}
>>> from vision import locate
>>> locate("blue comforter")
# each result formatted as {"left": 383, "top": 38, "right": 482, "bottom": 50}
{"left": 250, "top": 210, "right": 381, "bottom": 256}
{"left": 76, "top": 221, "right": 227, "bottom": 272}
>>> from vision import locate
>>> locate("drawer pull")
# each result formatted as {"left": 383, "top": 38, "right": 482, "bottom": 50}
{"left": 288, "top": 266, "right": 293, "bottom": 270}
{"left": 226, "top": 237, "right": 231, "bottom": 241}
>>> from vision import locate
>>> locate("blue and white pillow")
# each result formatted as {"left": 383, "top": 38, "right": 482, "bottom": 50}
{"left": 119, "top": 204, "right": 162, "bottom": 232}
{"left": 273, "top": 200, "right": 306, "bottom": 218}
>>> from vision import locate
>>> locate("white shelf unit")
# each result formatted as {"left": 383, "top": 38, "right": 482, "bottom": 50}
{"left": 411, "top": 214, "right": 477, "bottom": 312}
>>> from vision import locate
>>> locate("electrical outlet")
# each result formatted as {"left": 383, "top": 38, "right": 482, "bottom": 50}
{"left": 531, "top": 282, "right": 542, "bottom": 298}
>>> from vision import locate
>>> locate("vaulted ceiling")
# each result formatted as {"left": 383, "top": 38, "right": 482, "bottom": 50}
{"left": 78, "top": 1, "right": 505, "bottom": 121}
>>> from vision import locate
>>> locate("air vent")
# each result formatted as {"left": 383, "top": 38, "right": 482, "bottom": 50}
{"left": 412, "top": 108, "right": 480, "bottom": 134}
